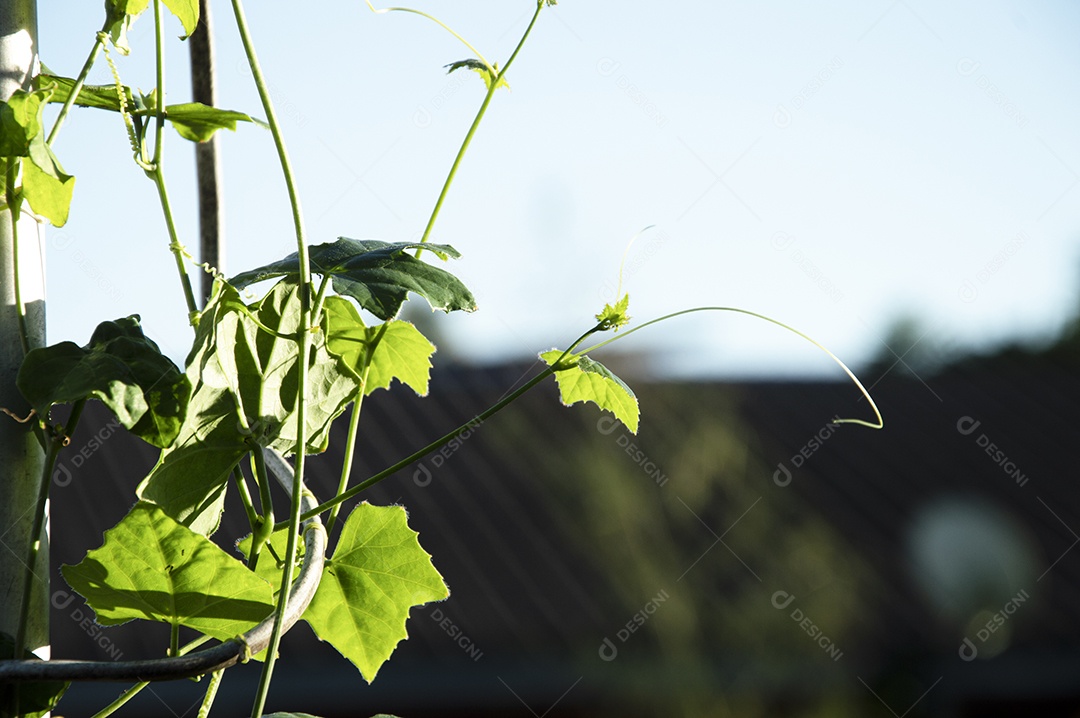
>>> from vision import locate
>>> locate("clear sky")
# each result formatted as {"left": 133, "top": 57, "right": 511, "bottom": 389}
{"left": 37, "top": 0, "right": 1080, "bottom": 378}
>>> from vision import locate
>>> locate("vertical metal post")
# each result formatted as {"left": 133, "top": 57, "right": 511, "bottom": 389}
{"left": 0, "top": 0, "right": 48, "bottom": 660}
{"left": 189, "top": 0, "right": 223, "bottom": 305}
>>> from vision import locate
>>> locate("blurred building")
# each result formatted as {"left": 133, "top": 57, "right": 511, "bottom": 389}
{"left": 48, "top": 351, "right": 1080, "bottom": 717}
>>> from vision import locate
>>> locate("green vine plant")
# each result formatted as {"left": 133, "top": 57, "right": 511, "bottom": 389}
{"left": 0, "top": 1, "right": 882, "bottom": 716}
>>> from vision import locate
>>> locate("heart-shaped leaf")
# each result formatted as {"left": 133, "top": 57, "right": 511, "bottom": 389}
{"left": 250, "top": 503, "right": 448, "bottom": 683}
{"left": 540, "top": 350, "right": 639, "bottom": 433}
{"left": 17, "top": 316, "right": 190, "bottom": 448}
{"left": 61, "top": 503, "right": 275, "bottom": 641}
{"left": 229, "top": 238, "right": 476, "bottom": 320}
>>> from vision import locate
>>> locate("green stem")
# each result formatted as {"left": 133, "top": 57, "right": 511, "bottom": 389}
{"left": 196, "top": 669, "right": 225, "bottom": 718}
{"left": 46, "top": 28, "right": 107, "bottom": 146}
{"left": 152, "top": 0, "right": 166, "bottom": 168}
{"left": 363, "top": 3, "right": 494, "bottom": 71}
{"left": 11, "top": 394, "right": 82, "bottom": 671}
{"left": 5, "top": 158, "right": 30, "bottom": 357}
{"left": 152, "top": 170, "right": 200, "bottom": 324}
{"left": 146, "top": 0, "right": 200, "bottom": 325}
{"left": 229, "top": 0, "right": 312, "bottom": 713}
{"left": 577, "top": 307, "right": 884, "bottom": 428}
{"left": 417, "top": 0, "right": 546, "bottom": 248}
{"left": 169, "top": 622, "right": 179, "bottom": 657}
{"left": 234, "top": 465, "right": 260, "bottom": 535}
{"left": 90, "top": 635, "right": 213, "bottom": 718}
{"left": 310, "top": 274, "right": 332, "bottom": 327}
{"left": 285, "top": 324, "right": 601, "bottom": 527}
{"left": 247, "top": 445, "right": 275, "bottom": 568}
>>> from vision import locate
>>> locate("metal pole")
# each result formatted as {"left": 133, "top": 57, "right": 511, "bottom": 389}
{"left": 0, "top": 0, "right": 48, "bottom": 661}
{"left": 189, "top": 0, "right": 223, "bottom": 305}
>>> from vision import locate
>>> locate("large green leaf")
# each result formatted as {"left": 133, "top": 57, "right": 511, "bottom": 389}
{"left": 22, "top": 134, "right": 74, "bottom": 226}
{"left": 61, "top": 503, "right": 275, "bottom": 641}
{"left": 163, "top": 102, "right": 262, "bottom": 142}
{"left": 138, "top": 280, "right": 359, "bottom": 534}
{"left": 0, "top": 87, "right": 75, "bottom": 225}
{"left": 0, "top": 89, "right": 42, "bottom": 157}
{"left": 0, "top": 633, "right": 68, "bottom": 718}
{"left": 324, "top": 296, "right": 435, "bottom": 396}
{"left": 215, "top": 280, "right": 360, "bottom": 454}
{"left": 162, "top": 0, "right": 199, "bottom": 37}
{"left": 229, "top": 238, "right": 477, "bottom": 320}
{"left": 540, "top": 350, "right": 639, "bottom": 433}
{"left": 40, "top": 75, "right": 258, "bottom": 143}
{"left": 302, "top": 503, "right": 448, "bottom": 682}
{"left": 137, "top": 283, "right": 253, "bottom": 534}
{"left": 17, "top": 316, "right": 190, "bottom": 448}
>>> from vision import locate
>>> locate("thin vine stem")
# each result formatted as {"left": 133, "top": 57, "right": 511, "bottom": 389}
{"left": 145, "top": 0, "right": 200, "bottom": 324}
{"left": 90, "top": 635, "right": 213, "bottom": 718}
{"left": 417, "top": 0, "right": 547, "bottom": 248}
{"left": 326, "top": 321, "right": 388, "bottom": 534}
{"left": 13, "top": 399, "right": 86, "bottom": 670}
{"left": 578, "top": 307, "right": 884, "bottom": 429}
{"left": 285, "top": 323, "right": 603, "bottom": 527}
{"left": 196, "top": 669, "right": 224, "bottom": 718}
{"left": 228, "top": 0, "right": 313, "bottom": 713}
{"left": 5, "top": 158, "right": 30, "bottom": 357}
{"left": 46, "top": 28, "right": 107, "bottom": 146}
{"left": 363, "top": 2, "right": 494, "bottom": 72}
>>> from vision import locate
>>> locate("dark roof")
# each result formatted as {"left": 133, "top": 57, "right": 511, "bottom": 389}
{"left": 49, "top": 359, "right": 1080, "bottom": 717}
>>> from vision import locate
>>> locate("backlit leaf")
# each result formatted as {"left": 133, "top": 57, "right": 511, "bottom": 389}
{"left": 229, "top": 238, "right": 476, "bottom": 320}
{"left": 61, "top": 503, "right": 275, "bottom": 641}
{"left": 17, "top": 316, "right": 190, "bottom": 447}
{"left": 301, "top": 503, "right": 448, "bottom": 682}
{"left": 324, "top": 296, "right": 435, "bottom": 396}
{"left": 540, "top": 350, "right": 639, "bottom": 433}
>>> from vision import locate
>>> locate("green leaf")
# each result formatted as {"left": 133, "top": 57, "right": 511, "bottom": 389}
{"left": 137, "top": 282, "right": 253, "bottom": 534}
{"left": 0, "top": 633, "right": 68, "bottom": 718}
{"left": 324, "top": 297, "right": 435, "bottom": 396}
{"left": 0, "top": 90, "right": 43, "bottom": 157}
{"left": 229, "top": 238, "right": 476, "bottom": 320}
{"left": 17, "top": 316, "right": 190, "bottom": 447}
{"left": 302, "top": 503, "right": 449, "bottom": 682}
{"left": 61, "top": 503, "right": 275, "bottom": 641}
{"left": 105, "top": 0, "right": 150, "bottom": 54}
{"left": 138, "top": 280, "right": 359, "bottom": 534}
{"left": 22, "top": 135, "right": 75, "bottom": 226}
{"left": 40, "top": 76, "right": 258, "bottom": 143}
{"left": 163, "top": 102, "right": 260, "bottom": 142}
{"left": 39, "top": 75, "right": 124, "bottom": 112}
{"left": 216, "top": 280, "right": 360, "bottom": 454}
{"left": 540, "top": 350, "right": 639, "bottom": 433}
{"left": 445, "top": 58, "right": 508, "bottom": 91}
{"left": 162, "top": 0, "right": 199, "bottom": 38}
{"left": 595, "top": 293, "right": 631, "bottom": 331}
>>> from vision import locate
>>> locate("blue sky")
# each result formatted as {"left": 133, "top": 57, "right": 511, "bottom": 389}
{"left": 38, "top": 0, "right": 1080, "bottom": 378}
